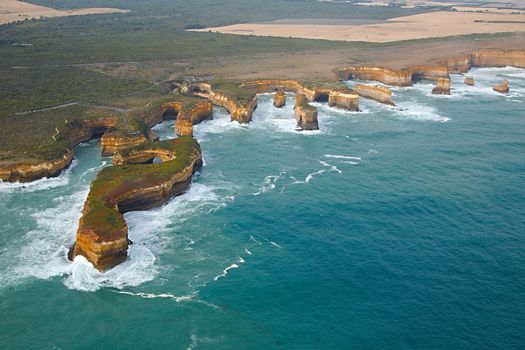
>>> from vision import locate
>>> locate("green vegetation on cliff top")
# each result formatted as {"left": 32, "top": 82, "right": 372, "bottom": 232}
{"left": 83, "top": 136, "right": 200, "bottom": 234}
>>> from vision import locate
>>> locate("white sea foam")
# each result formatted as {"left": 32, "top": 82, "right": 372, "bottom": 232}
{"left": 324, "top": 154, "right": 362, "bottom": 161}
{"left": 0, "top": 176, "right": 232, "bottom": 293}
{"left": 270, "top": 241, "right": 282, "bottom": 248}
{"left": 213, "top": 257, "right": 245, "bottom": 281}
{"left": 244, "top": 248, "right": 252, "bottom": 255}
{"left": 320, "top": 160, "right": 342, "bottom": 174}
{"left": 393, "top": 101, "right": 450, "bottom": 123}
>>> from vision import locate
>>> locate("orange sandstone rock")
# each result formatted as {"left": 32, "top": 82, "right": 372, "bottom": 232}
{"left": 354, "top": 84, "right": 395, "bottom": 106}
{"left": 493, "top": 79, "right": 509, "bottom": 94}
{"left": 432, "top": 78, "right": 451, "bottom": 95}
{"left": 273, "top": 91, "right": 287, "bottom": 108}
{"left": 294, "top": 94, "right": 319, "bottom": 131}
{"left": 464, "top": 77, "right": 475, "bottom": 86}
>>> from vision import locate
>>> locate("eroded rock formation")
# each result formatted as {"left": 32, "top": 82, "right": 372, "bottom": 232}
{"left": 244, "top": 79, "right": 359, "bottom": 111}
{"left": 493, "top": 79, "right": 509, "bottom": 93}
{"left": 273, "top": 91, "right": 287, "bottom": 108}
{"left": 294, "top": 94, "right": 319, "bottom": 131}
{"left": 70, "top": 136, "right": 202, "bottom": 271}
{"left": 471, "top": 50, "right": 525, "bottom": 69}
{"left": 183, "top": 82, "right": 257, "bottom": 124}
{"left": 464, "top": 77, "right": 475, "bottom": 86}
{"left": 432, "top": 78, "right": 451, "bottom": 95}
{"left": 161, "top": 100, "right": 213, "bottom": 137}
{"left": 354, "top": 84, "right": 395, "bottom": 106}
{"left": 409, "top": 65, "right": 450, "bottom": 82}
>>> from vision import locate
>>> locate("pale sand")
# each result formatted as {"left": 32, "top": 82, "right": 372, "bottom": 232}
{"left": 0, "top": 0, "right": 128, "bottom": 25}
{"left": 194, "top": 11, "right": 525, "bottom": 43}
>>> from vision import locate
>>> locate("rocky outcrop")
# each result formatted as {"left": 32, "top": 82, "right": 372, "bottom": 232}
{"left": 432, "top": 78, "right": 451, "bottom": 95}
{"left": 328, "top": 89, "right": 360, "bottom": 111}
{"left": 294, "top": 94, "right": 319, "bottom": 131}
{"left": 0, "top": 150, "right": 73, "bottom": 183}
{"left": 183, "top": 82, "right": 257, "bottom": 124}
{"left": 335, "top": 66, "right": 413, "bottom": 86}
{"left": 354, "top": 84, "right": 395, "bottom": 106}
{"left": 100, "top": 132, "right": 153, "bottom": 157}
{"left": 161, "top": 100, "right": 214, "bottom": 137}
{"left": 493, "top": 79, "right": 509, "bottom": 93}
{"left": 464, "top": 77, "right": 475, "bottom": 86}
{"left": 244, "top": 79, "right": 359, "bottom": 111}
{"left": 273, "top": 91, "right": 286, "bottom": 108}
{"left": 70, "top": 137, "right": 202, "bottom": 271}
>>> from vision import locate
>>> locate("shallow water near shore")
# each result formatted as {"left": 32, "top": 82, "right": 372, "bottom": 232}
{"left": 1, "top": 67, "right": 524, "bottom": 349}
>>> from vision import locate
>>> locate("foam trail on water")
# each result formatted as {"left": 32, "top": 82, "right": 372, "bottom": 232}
{"left": 213, "top": 257, "right": 245, "bottom": 281}
{"left": 324, "top": 154, "right": 362, "bottom": 161}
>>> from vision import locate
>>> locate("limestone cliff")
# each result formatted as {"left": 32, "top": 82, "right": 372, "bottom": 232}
{"left": 354, "top": 84, "right": 395, "bottom": 106}
{"left": 71, "top": 137, "right": 202, "bottom": 271}
{"left": 409, "top": 65, "right": 450, "bottom": 82}
{"left": 161, "top": 100, "right": 213, "bottom": 137}
{"left": 335, "top": 66, "right": 413, "bottom": 86}
{"left": 0, "top": 150, "right": 73, "bottom": 183}
{"left": 432, "top": 78, "right": 451, "bottom": 95}
{"left": 438, "top": 55, "right": 471, "bottom": 73}
{"left": 184, "top": 82, "right": 257, "bottom": 124}
{"left": 294, "top": 94, "right": 319, "bottom": 131}
{"left": 471, "top": 50, "right": 525, "bottom": 69}
{"left": 273, "top": 91, "right": 286, "bottom": 108}
{"left": 493, "top": 79, "right": 509, "bottom": 93}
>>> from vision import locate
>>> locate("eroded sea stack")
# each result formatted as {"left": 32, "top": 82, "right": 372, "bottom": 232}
{"left": 70, "top": 137, "right": 202, "bottom": 271}
{"left": 493, "top": 79, "right": 509, "bottom": 94}
{"left": 273, "top": 91, "right": 287, "bottom": 108}
{"left": 294, "top": 94, "right": 319, "bottom": 130}
{"left": 464, "top": 77, "right": 475, "bottom": 86}
{"left": 432, "top": 78, "right": 451, "bottom": 95}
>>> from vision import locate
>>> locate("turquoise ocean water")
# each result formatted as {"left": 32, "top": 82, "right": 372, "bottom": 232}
{"left": 0, "top": 67, "right": 524, "bottom": 349}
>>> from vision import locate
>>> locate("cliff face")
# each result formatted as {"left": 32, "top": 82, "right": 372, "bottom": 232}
{"left": 0, "top": 150, "right": 73, "bottom": 183}
{"left": 189, "top": 83, "right": 257, "bottom": 124}
{"left": 100, "top": 132, "right": 151, "bottom": 157}
{"left": 273, "top": 91, "right": 287, "bottom": 108}
{"left": 354, "top": 84, "right": 395, "bottom": 106}
{"left": 409, "top": 65, "right": 450, "bottom": 82}
{"left": 438, "top": 55, "right": 471, "bottom": 73}
{"left": 432, "top": 78, "right": 451, "bottom": 95}
{"left": 294, "top": 94, "right": 319, "bottom": 131}
{"left": 335, "top": 67, "right": 413, "bottom": 86}
{"left": 328, "top": 90, "right": 360, "bottom": 111}
{"left": 172, "top": 100, "right": 214, "bottom": 136}
{"left": 71, "top": 137, "right": 202, "bottom": 271}
{"left": 471, "top": 50, "right": 525, "bottom": 69}
{"left": 493, "top": 79, "right": 509, "bottom": 93}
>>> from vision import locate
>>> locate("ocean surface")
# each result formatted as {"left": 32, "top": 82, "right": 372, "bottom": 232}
{"left": 1, "top": 67, "right": 524, "bottom": 349}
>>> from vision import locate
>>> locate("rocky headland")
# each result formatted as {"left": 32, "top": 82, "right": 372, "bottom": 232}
{"left": 70, "top": 136, "right": 202, "bottom": 271}
{"left": 0, "top": 95, "right": 210, "bottom": 183}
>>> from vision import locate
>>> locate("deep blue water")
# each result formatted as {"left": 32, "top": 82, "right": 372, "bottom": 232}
{"left": 0, "top": 67, "right": 524, "bottom": 349}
